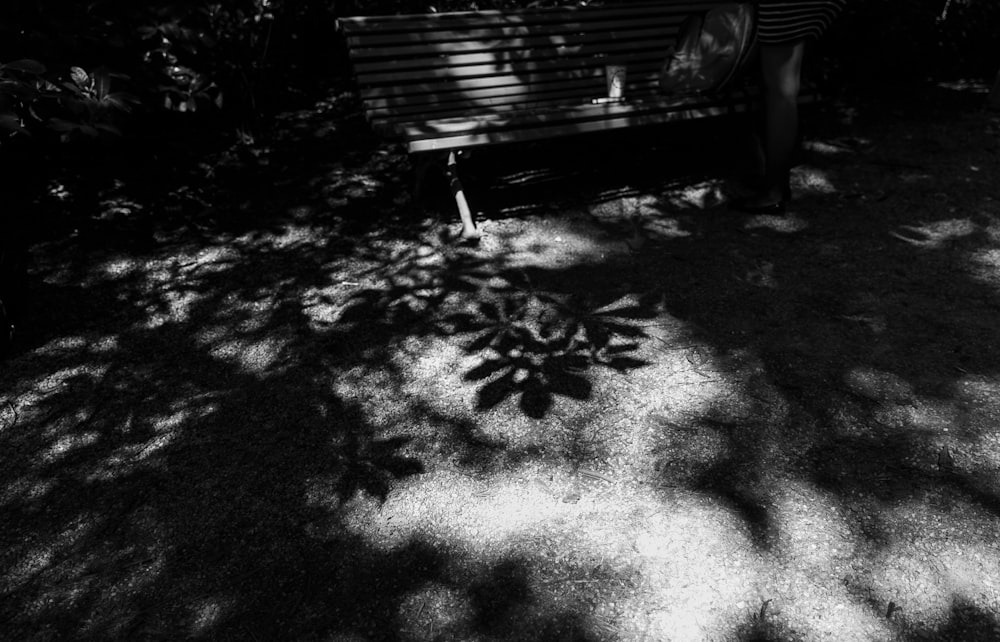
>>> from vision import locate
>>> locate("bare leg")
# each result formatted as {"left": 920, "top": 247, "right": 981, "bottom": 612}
{"left": 758, "top": 40, "right": 805, "bottom": 205}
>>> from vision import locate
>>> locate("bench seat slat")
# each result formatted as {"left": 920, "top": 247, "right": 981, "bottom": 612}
{"left": 376, "top": 94, "right": 684, "bottom": 135}
{"left": 404, "top": 100, "right": 755, "bottom": 153}
{"left": 403, "top": 95, "right": 747, "bottom": 136}
{"left": 392, "top": 84, "right": 810, "bottom": 141}
{"left": 371, "top": 88, "right": 656, "bottom": 129}
{"left": 402, "top": 89, "right": 819, "bottom": 154}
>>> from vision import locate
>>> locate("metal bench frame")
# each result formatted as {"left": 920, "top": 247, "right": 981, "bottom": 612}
{"left": 338, "top": 1, "right": 766, "bottom": 240}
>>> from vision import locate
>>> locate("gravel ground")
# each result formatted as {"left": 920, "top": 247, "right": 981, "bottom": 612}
{"left": 1, "top": 81, "right": 1000, "bottom": 641}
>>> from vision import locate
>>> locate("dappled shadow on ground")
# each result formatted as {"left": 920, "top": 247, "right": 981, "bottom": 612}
{"left": 503, "top": 94, "right": 1000, "bottom": 576}
{"left": 0, "top": 219, "right": 608, "bottom": 642}
{"left": 339, "top": 249, "right": 653, "bottom": 418}
{"left": 3, "top": 83, "right": 1000, "bottom": 640}
{"left": 1, "top": 81, "right": 657, "bottom": 641}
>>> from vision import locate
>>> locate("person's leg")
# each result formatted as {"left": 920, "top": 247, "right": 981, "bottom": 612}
{"left": 755, "top": 40, "right": 806, "bottom": 206}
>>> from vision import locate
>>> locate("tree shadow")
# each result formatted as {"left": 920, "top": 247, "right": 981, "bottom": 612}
{"left": 4, "top": 75, "right": 1000, "bottom": 640}
{"left": 0, "top": 210, "right": 631, "bottom": 641}
{"left": 336, "top": 243, "right": 654, "bottom": 419}
{"left": 405, "top": 92, "right": 1000, "bottom": 600}
{"left": 1, "top": 80, "right": 657, "bottom": 639}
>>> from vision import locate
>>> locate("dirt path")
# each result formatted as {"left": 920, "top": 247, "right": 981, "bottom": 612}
{"left": 2, "top": 83, "right": 1000, "bottom": 641}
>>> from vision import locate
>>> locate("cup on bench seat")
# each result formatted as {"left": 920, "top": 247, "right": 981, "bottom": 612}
{"left": 592, "top": 56, "right": 627, "bottom": 104}
{"left": 605, "top": 62, "right": 627, "bottom": 100}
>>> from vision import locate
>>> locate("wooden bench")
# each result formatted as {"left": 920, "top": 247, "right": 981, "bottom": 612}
{"left": 337, "top": 1, "right": 773, "bottom": 240}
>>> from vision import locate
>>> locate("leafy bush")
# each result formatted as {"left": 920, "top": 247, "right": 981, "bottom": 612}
{"left": 0, "top": 58, "right": 139, "bottom": 145}
{"left": 1, "top": 0, "right": 341, "bottom": 141}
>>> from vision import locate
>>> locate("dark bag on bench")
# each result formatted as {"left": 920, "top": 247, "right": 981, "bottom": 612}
{"left": 658, "top": 2, "right": 758, "bottom": 96}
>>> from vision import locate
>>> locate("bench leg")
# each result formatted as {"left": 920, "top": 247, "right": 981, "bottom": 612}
{"left": 446, "top": 151, "right": 480, "bottom": 242}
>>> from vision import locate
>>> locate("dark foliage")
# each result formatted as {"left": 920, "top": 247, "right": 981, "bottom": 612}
{"left": 0, "top": 0, "right": 342, "bottom": 140}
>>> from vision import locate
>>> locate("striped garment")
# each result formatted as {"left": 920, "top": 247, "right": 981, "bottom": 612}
{"left": 757, "top": 0, "right": 847, "bottom": 44}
